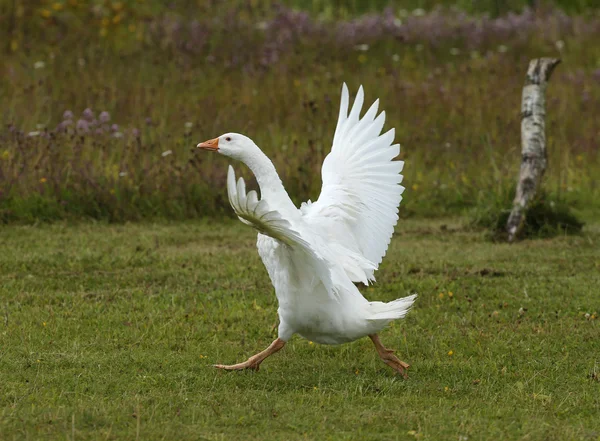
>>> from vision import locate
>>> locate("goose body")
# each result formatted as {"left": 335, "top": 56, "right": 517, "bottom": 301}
{"left": 197, "top": 84, "right": 416, "bottom": 375}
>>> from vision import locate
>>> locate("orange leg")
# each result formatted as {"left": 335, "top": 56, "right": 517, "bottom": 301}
{"left": 214, "top": 338, "right": 286, "bottom": 371}
{"left": 369, "top": 334, "right": 410, "bottom": 378}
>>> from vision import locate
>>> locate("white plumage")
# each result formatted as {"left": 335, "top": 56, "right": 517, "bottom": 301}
{"left": 197, "top": 84, "right": 416, "bottom": 376}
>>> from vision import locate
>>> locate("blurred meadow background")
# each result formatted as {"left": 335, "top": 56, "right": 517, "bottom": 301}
{"left": 1, "top": 1, "right": 600, "bottom": 441}
{"left": 1, "top": 0, "right": 599, "bottom": 223}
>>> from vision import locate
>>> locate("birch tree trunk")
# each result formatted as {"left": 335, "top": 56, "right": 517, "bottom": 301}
{"left": 506, "top": 58, "right": 560, "bottom": 242}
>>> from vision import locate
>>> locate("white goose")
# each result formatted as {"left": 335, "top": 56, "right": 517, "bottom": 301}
{"left": 197, "top": 84, "right": 416, "bottom": 376}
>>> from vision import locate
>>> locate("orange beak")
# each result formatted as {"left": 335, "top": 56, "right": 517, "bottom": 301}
{"left": 197, "top": 137, "right": 219, "bottom": 151}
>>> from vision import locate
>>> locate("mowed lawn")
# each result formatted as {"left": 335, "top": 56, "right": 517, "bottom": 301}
{"left": 1, "top": 219, "right": 599, "bottom": 440}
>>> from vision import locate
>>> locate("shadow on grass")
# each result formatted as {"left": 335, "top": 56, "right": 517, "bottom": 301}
{"left": 471, "top": 191, "right": 584, "bottom": 241}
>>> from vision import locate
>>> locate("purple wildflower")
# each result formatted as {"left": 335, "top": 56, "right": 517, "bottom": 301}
{"left": 57, "top": 120, "right": 72, "bottom": 131}
{"left": 76, "top": 119, "right": 89, "bottom": 133}
{"left": 132, "top": 128, "right": 140, "bottom": 137}
{"left": 110, "top": 124, "right": 119, "bottom": 132}
{"left": 99, "top": 111, "right": 111, "bottom": 123}
{"left": 82, "top": 108, "right": 94, "bottom": 121}
{"left": 63, "top": 110, "right": 74, "bottom": 120}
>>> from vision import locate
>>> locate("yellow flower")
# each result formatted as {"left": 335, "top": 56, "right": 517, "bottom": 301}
{"left": 313, "top": 386, "right": 318, "bottom": 390}
{"left": 39, "top": 177, "right": 47, "bottom": 183}
{"left": 412, "top": 184, "right": 419, "bottom": 191}
{"left": 444, "top": 386, "right": 449, "bottom": 392}
{"left": 407, "top": 430, "right": 417, "bottom": 436}
{"left": 52, "top": 3, "right": 64, "bottom": 11}
{"left": 438, "top": 292, "right": 444, "bottom": 299}
{"left": 40, "top": 9, "right": 52, "bottom": 18}
{"left": 448, "top": 291, "right": 453, "bottom": 298}
{"left": 355, "top": 369, "right": 359, "bottom": 375}
{"left": 308, "top": 341, "right": 314, "bottom": 345}
{"left": 109, "top": 189, "right": 116, "bottom": 195}
{"left": 43, "top": 322, "right": 47, "bottom": 326}
{"left": 1, "top": 150, "right": 9, "bottom": 160}
{"left": 112, "top": 14, "right": 122, "bottom": 25}
{"left": 447, "top": 350, "right": 453, "bottom": 356}
{"left": 576, "top": 154, "right": 583, "bottom": 162}
{"left": 199, "top": 354, "right": 205, "bottom": 359}
{"left": 293, "top": 79, "right": 301, "bottom": 87}
{"left": 358, "top": 54, "right": 367, "bottom": 64}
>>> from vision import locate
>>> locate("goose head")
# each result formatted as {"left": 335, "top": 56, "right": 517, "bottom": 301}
{"left": 197, "top": 132, "right": 259, "bottom": 162}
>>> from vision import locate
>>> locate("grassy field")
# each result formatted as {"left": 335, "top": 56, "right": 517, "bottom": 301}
{"left": 1, "top": 1, "right": 599, "bottom": 439}
{"left": 1, "top": 218, "right": 599, "bottom": 440}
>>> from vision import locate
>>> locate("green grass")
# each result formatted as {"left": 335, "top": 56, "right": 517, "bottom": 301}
{"left": 1, "top": 218, "right": 599, "bottom": 440}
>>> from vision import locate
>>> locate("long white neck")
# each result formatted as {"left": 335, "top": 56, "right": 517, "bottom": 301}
{"left": 243, "top": 146, "right": 297, "bottom": 213}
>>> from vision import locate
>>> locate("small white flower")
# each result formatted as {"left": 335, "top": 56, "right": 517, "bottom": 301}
{"left": 255, "top": 21, "right": 268, "bottom": 31}
{"left": 113, "top": 132, "right": 123, "bottom": 138}
{"left": 518, "top": 307, "right": 525, "bottom": 316}
{"left": 450, "top": 48, "right": 460, "bottom": 56}
{"left": 36, "top": 124, "right": 45, "bottom": 130}
{"left": 412, "top": 8, "right": 425, "bottom": 16}
{"left": 354, "top": 44, "right": 370, "bottom": 52}
{"left": 393, "top": 18, "right": 403, "bottom": 27}
{"left": 398, "top": 9, "right": 408, "bottom": 17}
{"left": 34, "top": 61, "right": 45, "bottom": 69}
{"left": 184, "top": 122, "right": 193, "bottom": 129}
{"left": 119, "top": 172, "right": 127, "bottom": 177}
{"left": 27, "top": 131, "right": 40, "bottom": 137}
{"left": 555, "top": 40, "right": 565, "bottom": 51}
{"left": 161, "top": 150, "right": 173, "bottom": 157}
{"left": 392, "top": 54, "right": 400, "bottom": 62}
{"left": 498, "top": 45, "right": 508, "bottom": 53}
{"left": 585, "top": 313, "right": 591, "bottom": 319}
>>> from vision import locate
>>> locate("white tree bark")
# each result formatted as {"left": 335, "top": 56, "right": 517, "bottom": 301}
{"left": 506, "top": 58, "right": 560, "bottom": 242}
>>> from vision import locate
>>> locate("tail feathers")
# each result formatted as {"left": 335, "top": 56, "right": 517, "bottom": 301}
{"left": 366, "top": 294, "right": 417, "bottom": 321}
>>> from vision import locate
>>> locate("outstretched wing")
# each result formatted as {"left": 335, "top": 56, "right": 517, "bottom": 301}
{"left": 227, "top": 165, "right": 342, "bottom": 300}
{"left": 302, "top": 84, "right": 404, "bottom": 283}
{"left": 227, "top": 165, "right": 308, "bottom": 248}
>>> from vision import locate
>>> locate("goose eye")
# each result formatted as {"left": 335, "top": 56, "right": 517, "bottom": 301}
{"left": 225, "top": 137, "right": 231, "bottom": 142}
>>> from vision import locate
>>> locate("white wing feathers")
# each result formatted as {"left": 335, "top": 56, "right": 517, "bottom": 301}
{"left": 226, "top": 165, "right": 341, "bottom": 301}
{"left": 227, "top": 165, "right": 307, "bottom": 248}
{"left": 303, "top": 84, "right": 404, "bottom": 283}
